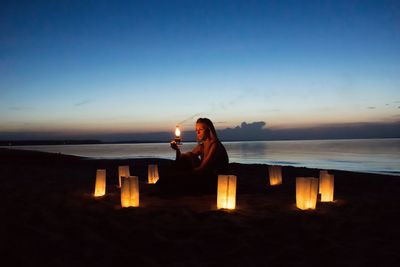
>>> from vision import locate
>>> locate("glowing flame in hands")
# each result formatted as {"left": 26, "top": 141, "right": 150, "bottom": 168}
{"left": 175, "top": 126, "right": 181, "bottom": 137}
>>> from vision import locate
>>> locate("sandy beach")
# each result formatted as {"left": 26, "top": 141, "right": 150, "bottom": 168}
{"left": 1, "top": 147, "right": 400, "bottom": 266}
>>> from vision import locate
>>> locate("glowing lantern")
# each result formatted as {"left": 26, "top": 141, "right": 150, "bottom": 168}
{"left": 174, "top": 125, "right": 181, "bottom": 144}
{"left": 268, "top": 165, "right": 282, "bottom": 186}
{"left": 94, "top": 169, "right": 106, "bottom": 197}
{"left": 118, "top": 165, "right": 130, "bottom": 188}
{"left": 148, "top": 164, "right": 159, "bottom": 184}
{"left": 121, "top": 176, "right": 139, "bottom": 208}
{"left": 296, "top": 177, "right": 319, "bottom": 210}
{"left": 320, "top": 173, "right": 334, "bottom": 202}
{"left": 319, "top": 170, "right": 328, "bottom": 193}
{"left": 217, "top": 175, "right": 237, "bottom": 209}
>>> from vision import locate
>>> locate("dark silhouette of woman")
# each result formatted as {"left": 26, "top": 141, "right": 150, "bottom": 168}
{"left": 158, "top": 118, "right": 229, "bottom": 194}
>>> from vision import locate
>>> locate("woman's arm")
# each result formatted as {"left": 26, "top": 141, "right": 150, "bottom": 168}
{"left": 191, "top": 144, "right": 202, "bottom": 156}
{"left": 175, "top": 148, "right": 181, "bottom": 160}
{"left": 194, "top": 142, "right": 217, "bottom": 172}
{"left": 170, "top": 141, "right": 181, "bottom": 160}
{"left": 171, "top": 141, "right": 202, "bottom": 161}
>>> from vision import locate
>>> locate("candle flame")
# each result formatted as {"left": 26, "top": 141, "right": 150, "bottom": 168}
{"left": 175, "top": 126, "right": 181, "bottom": 137}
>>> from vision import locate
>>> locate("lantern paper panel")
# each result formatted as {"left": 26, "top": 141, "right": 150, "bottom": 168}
{"left": 121, "top": 176, "right": 139, "bottom": 208}
{"left": 94, "top": 169, "right": 106, "bottom": 197}
{"left": 118, "top": 165, "right": 130, "bottom": 188}
{"left": 268, "top": 165, "right": 282, "bottom": 186}
{"left": 296, "top": 177, "right": 319, "bottom": 210}
{"left": 320, "top": 174, "right": 334, "bottom": 202}
{"left": 148, "top": 164, "right": 159, "bottom": 184}
{"left": 319, "top": 170, "right": 329, "bottom": 193}
{"left": 217, "top": 175, "right": 237, "bottom": 210}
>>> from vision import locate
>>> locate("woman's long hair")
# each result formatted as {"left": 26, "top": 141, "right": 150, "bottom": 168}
{"left": 196, "top": 118, "right": 218, "bottom": 141}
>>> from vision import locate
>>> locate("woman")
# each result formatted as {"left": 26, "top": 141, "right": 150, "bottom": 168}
{"left": 159, "top": 118, "right": 229, "bottom": 194}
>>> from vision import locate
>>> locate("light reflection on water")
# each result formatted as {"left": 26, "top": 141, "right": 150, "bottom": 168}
{"left": 5, "top": 138, "right": 400, "bottom": 175}
{"left": 224, "top": 139, "right": 400, "bottom": 175}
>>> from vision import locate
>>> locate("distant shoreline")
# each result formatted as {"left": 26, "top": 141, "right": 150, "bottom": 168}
{"left": 1, "top": 137, "right": 399, "bottom": 146}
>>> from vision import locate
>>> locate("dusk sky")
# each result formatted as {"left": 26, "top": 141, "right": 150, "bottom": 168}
{"left": 1, "top": 0, "right": 399, "bottom": 140}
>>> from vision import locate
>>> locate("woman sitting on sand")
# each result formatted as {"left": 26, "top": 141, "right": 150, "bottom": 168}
{"left": 158, "top": 118, "right": 229, "bottom": 194}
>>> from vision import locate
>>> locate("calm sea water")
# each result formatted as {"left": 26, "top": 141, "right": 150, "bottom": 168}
{"left": 4, "top": 138, "right": 400, "bottom": 175}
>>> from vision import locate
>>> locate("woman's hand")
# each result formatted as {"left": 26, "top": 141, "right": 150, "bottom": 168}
{"left": 170, "top": 140, "right": 180, "bottom": 151}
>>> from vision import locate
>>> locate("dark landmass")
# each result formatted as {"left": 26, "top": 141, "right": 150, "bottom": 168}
{"left": 0, "top": 148, "right": 400, "bottom": 266}
{"left": 0, "top": 140, "right": 169, "bottom": 146}
{"left": 1, "top": 136, "right": 399, "bottom": 146}
{"left": 0, "top": 140, "right": 103, "bottom": 146}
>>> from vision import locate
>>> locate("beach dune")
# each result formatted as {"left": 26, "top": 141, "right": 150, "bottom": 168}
{"left": 1, "top": 148, "right": 399, "bottom": 266}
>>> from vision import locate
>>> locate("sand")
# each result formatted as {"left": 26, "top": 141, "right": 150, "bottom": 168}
{"left": 0, "top": 147, "right": 399, "bottom": 266}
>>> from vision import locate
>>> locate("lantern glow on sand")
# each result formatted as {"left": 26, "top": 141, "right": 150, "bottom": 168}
{"left": 94, "top": 169, "right": 106, "bottom": 197}
{"left": 148, "top": 164, "right": 159, "bottom": 184}
{"left": 174, "top": 125, "right": 181, "bottom": 145}
{"left": 118, "top": 165, "right": 130, "bottom": 188}
{"left": 320, "top": 173, "right": 335, "bottom": 202}
{"left": 296, "top": 177, "right": 319, "bottom": 210}
{"left": 268, "top": 166, "right": 282, "bottom": 186}
{"left": 121, "top": 176, "right": 139, "bottom": 208}
{"left": 217, "top": 175, "right": 237, "bottom": 210}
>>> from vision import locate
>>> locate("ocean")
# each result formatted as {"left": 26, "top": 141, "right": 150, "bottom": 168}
{"left": 4, "top": 138, "right": 400, "bottom": 175}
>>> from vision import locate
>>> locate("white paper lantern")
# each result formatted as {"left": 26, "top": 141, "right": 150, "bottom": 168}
{"left": 94, "top": 169, "right": 106, "bottom": 197}
{"left": 217, "top": 175, "right": 237, "bottom": 210}
{"left": 320, "top": 173, "right": 334, "bottom": 202}
{"left": 121, "top": 176, "right": 139, "bottom": 208}
{"left": 118, "top": 165, "right": 130, "bottom": 188}
{"left": 268, "top": 165, "right": 282, "bottom": 186}
{"left": 148, "top": 164, "right": 159, "bottom": 184}
{"left": 319, "top": 170, "right": 328, "bottom": 194}
{"left": 296, "top": 177, "right": 318, "bottom": 210}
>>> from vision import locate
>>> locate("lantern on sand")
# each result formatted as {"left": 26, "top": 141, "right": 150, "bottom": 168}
{"left": 320, "top": 173, "right": 334, "bottom": 202}
{"left": 118, "top": 165, "right": 130, "bottom": 188}
{"left": 148, "top": 164, "right": 159, "bottom": 184}
{"left": 94, "top": 169, "right": 106, "bottom": 197}
{"left": 121, "top": 176, "right": 139, "bottom": 208}
{"left": 296, "top": 177, "right": 318, "bottom": 210}
{"left": 319, "top": 170, "right": 328, "bottom": 194}
{"left": 174, "top": 125, "right": 182, "bottom": 145}
{"left": 268, "top": 165, "right": 282, "bottom": 186}
{"left": 217, "top": 175, "right": 237, "bottom": 209}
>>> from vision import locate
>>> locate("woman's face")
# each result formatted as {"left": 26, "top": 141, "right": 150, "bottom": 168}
{"left": 196, "top": 123, "right": 209, "bottom": 141}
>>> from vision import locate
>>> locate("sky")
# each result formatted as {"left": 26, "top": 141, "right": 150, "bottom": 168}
{"left": 1, "top": 0, "right": 400, "bottom": 141}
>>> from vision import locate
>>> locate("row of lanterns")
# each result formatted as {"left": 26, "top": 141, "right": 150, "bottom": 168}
{"left": 94, "top": 164, "right": 159, "bottom": 207}
{"left": 296, "top": 171, "right": 335, "bottom": 210}
{"left": 94, "top": 165, "right": 334, "bottom": 210}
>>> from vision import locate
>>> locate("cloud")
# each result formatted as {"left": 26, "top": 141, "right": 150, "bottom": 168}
{"left": 74, "top": 99, "right": 91, "bottom": 107}
{"left": 8, "top": 106, "right": 32, "bottom": 111}
{"left": 218, "top": 121, "right": 268, "bottom": 141}
{"left": 367, "top": 107, "right": 376, "bottom": 109}
{"left": 217, "top": 121, "right": 400, "bottom": 141}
